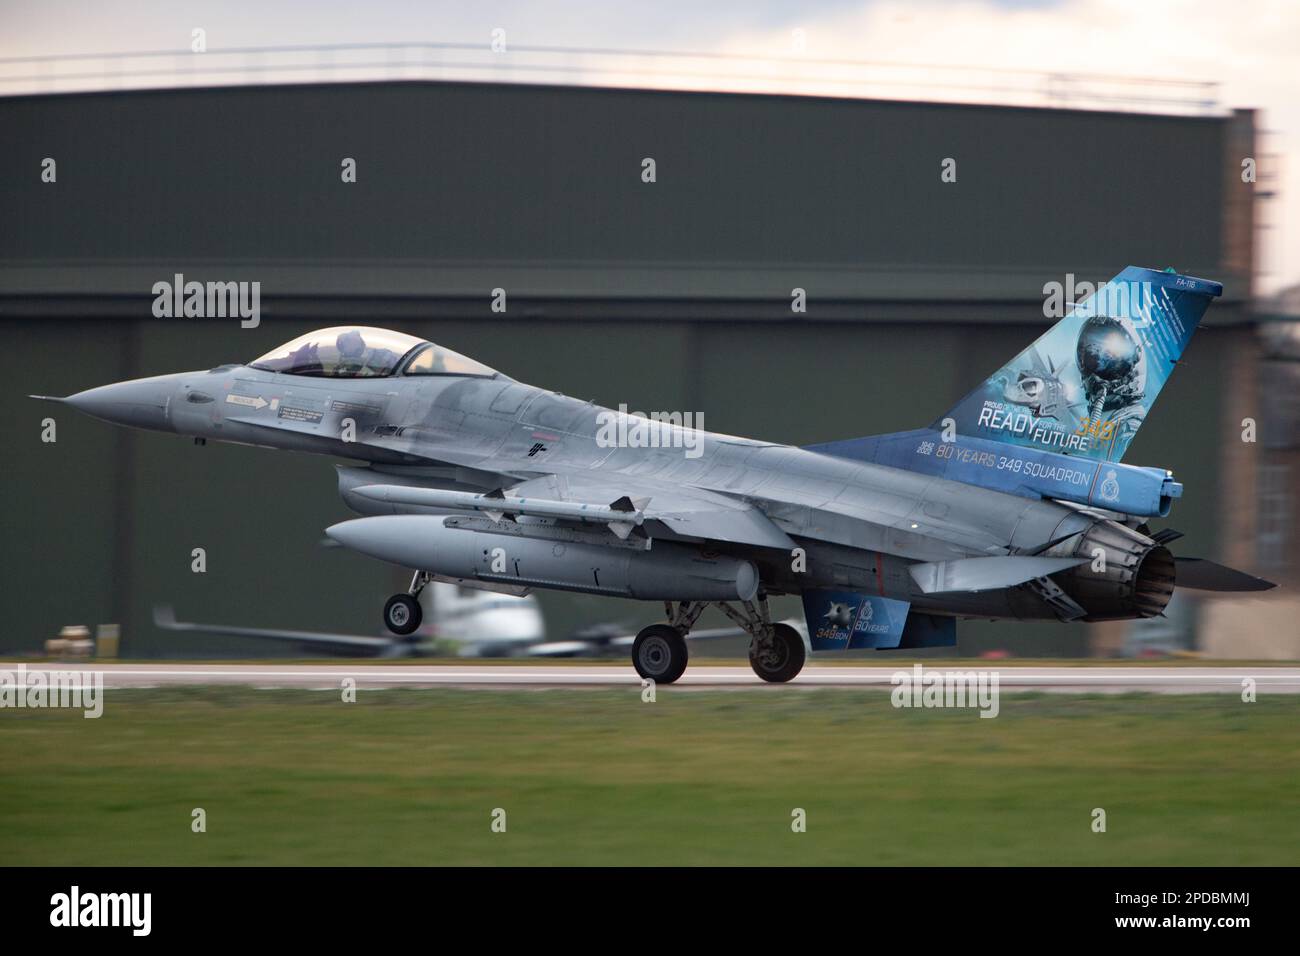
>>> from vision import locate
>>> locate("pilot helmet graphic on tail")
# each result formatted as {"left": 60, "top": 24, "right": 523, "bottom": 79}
{"left": 935, "top": 267, "right": 1222, "bottom": 462}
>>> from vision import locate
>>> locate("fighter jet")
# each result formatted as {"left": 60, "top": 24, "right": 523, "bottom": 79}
{"left": 35, "top": 266, "right": 1274, "bottom": 683}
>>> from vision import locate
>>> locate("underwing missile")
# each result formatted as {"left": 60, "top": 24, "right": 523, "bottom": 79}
{"left": 352, "top": 484, "right": 648, "bottom": 538}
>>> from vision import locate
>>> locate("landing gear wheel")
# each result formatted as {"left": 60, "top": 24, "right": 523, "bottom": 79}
{"left": 383, "top": 593, "right": 422, "bottom": 636}
{"left": 749, "top": 622, "right": 806, "bottom": 683}
{"left": 632, "top": 624, "right": 689, "bottom": 684}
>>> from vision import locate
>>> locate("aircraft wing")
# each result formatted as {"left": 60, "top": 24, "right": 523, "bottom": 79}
{"left": 354, "top": 471, "right": 797, "bottom": 551}
{"left": 153, "top": 605, "right": 403, "bottom": 653}
{"left": 532, "top": 473, "right": 795, "bottom": 550}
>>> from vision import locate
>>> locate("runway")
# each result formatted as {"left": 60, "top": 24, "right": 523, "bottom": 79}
{"left": 5, "top": 662, "right": 1300, "bottom": 693}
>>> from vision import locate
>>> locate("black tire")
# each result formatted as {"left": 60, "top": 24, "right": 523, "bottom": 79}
{"left": 631, "top": 624, "right": 689, "bottom": 684}
{"left": 383, "top": 593, "right": 422, "bottom": 636}
{"left": 749, "top": 622, "right": 806, "bottom": 683}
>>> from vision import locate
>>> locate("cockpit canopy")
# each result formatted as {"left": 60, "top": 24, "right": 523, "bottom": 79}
{"left": 249, "top": 326, "right": 498, "bottom": 379}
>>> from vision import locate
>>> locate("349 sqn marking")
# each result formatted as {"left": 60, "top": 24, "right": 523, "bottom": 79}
{"left": 1075, "top": 417, "right": 1118, "bottom": 440}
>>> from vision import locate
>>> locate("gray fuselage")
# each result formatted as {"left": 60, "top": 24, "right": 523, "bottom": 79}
{"left": 77, "top": 359, "right": 1163, "bottom": 623}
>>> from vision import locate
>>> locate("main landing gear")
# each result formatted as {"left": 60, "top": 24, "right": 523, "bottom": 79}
{"left": 383, "top": 571, "right": 429, "bottom": 636}
{"left": 631, "top": 594, "right": 806, "bottom": 685}
{"left": 631, "top": 624, "right": 689, "bottom": 684}
{"left": 747, "top": 622, "right": 806, "bottom": 684}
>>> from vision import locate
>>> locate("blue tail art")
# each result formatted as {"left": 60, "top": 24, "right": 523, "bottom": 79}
{"left": 807, "top": 267, "right": 1221, "bottom": 516}
{"left": 936, "top": 266, "right": 1220, "bottom": 462}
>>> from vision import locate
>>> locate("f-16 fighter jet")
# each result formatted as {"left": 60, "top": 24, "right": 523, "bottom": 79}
{"left": 36, "top": 268, "right": 1273, "bottom": 683}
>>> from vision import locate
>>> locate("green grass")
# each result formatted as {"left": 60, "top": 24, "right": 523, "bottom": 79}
{"left": 3, "top": 688, "right": 1298, "bottom": 865}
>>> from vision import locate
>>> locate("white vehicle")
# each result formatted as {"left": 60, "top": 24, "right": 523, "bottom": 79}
{"left": 422, "top": 582, "right": 545, "bottom": 656}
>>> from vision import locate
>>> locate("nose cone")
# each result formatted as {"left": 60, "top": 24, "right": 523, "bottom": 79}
{"left": 324, "top": 519, "right": 369, "bottom": 551}
{"left": 64, "top": 375, "right": 179, "bottom": 432}
{"left": 326, "top": 516, "right": 446, "bottom": 568}
{"left": 325, "top": 516, "right": 406, "bottom": 558}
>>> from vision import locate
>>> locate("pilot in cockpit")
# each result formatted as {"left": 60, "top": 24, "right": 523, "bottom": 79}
{"left": 335, "top": 329, "right": 398, "bottom": 376}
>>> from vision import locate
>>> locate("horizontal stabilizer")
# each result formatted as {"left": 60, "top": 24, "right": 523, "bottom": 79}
{"left": 908, "top": 555, "right": 1087, "bottom": 594}
{"left": 1175, "top": 558, "right": 1276, "bottom": 592}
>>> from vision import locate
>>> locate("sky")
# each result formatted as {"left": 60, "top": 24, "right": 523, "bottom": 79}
{"left": 2, "top": 0, "right": 1296, "bottom": 293}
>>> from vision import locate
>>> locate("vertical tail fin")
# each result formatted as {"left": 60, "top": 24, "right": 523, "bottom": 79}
{"left": 935, "top": 267, "right": 1222, "bottom": 462}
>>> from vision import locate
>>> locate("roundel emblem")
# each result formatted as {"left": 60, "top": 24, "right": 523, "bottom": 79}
{"left": 1100, "top": 470, "right": 1121, "bottom": 502}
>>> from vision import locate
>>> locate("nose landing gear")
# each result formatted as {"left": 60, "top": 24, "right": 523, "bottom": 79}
{"left": 383, "top": 571, "right": 428, "bottom": 636}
